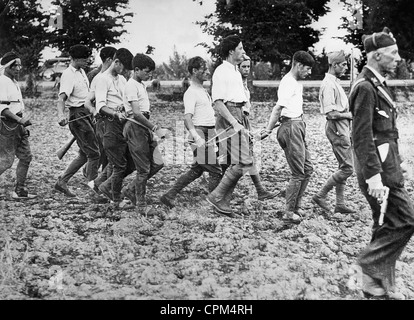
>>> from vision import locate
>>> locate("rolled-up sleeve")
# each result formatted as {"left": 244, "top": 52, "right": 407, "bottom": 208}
{"left": 95, "top": 76, "right": 108, "bottom": 113}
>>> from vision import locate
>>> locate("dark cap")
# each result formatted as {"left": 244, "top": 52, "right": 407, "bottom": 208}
{"left": 1, "top": 51, "right": 19, "bottom": 65}
{"left": 293, "top": 51, "right": 315, "bottom": 67}
{"left": 69, "top": 44, "right": 92, "bottom": 59}
{"left": 362, "top": 27, "right": 396, "bottom": 53}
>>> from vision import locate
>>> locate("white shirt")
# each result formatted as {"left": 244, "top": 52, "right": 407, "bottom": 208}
{"left": 211, "top": 60, "right": 247, "bottom": 103}
{"left": 277, "top": 72, "right": 303, "bottom": 118}
{"left": 319, "top": 73, "right": 349, "bottom": 115}
{"left": 59, "top": 65, "right": 90, "bottom": 107}
{"left": 124, "top": 78, "right": 150, "bottom": 114}
{"left": 95, "top": 70, "right": 127, "bottom": 113}
{"left": 89, "top": 72, "right": 104, "bottom": 93}
{"left": 0, "top": 75, "right": 24, "bottom": 115}
{"left": 184, "top": 84, "right": 216, "bottom": 127}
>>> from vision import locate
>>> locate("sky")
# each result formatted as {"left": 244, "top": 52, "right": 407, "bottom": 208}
{"left": 42, "top": 0, "right": 359, "bottom": 64}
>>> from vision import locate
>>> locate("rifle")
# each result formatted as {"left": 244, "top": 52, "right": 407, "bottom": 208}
{"left": 57, "top": 136, "right": 76, "bottom": 160}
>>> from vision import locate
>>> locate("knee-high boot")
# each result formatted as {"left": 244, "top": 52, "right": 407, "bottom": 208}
{"left": 207, "top": 166, "right": 243, "bottom": 215}
{"left": 250, "top": 174, "right": 277, "bottom": 200}
{"left": 160, "top": 168, "right": 203, "bottom": 208}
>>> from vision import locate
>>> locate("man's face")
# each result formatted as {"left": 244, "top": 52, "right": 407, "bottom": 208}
{"left": 195, "top": 63, "right": 210, "bottom": 82}
{"left": 239, "top": 60, "right": 251, "bottom": 78}
{"left": 74, "top": 57, "right": 89, "bottom": 69}
{"left": 334, "top": 60, "right": 348, "bottom": 78}
{"left": 136, "top": 67, "right": 152, "bottom": 81}
{"left": 378, "top": 45, "right": 401, "bottom": 75}
{"left": 297, "top": 63, "right": 312, "bottom": 79}
{"left": 5, "top": 58, "right": 22, "bottom": 79}
{"left": 231, "top": 42, "right": 246, "bottom": 64}
{"left": 114, "top": 60, "right": 125, "bottom": 75}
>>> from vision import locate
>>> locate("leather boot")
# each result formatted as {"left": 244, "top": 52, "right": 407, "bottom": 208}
{"left": 334, "top": 183, "right": 355, "bottom": 213}
{"left": 250, "top": 174, "right": 277, "bottom": 201}
{"left": 207, "top": 166, "right": 243, "bottom": 215}
{"left": 312, "top": 176, "right": 336, "bottom": 211}
{"left": 208, "top": 172, "right": 223, "bottom": 193}
{"left": 160, "top": 168, "right": 203, "bottom": 208}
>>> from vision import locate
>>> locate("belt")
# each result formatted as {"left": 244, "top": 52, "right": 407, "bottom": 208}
{"left": 125, "top": 110, "right": 150, "bottom": 119}
{"left": 69, "top": 105, "right": 85, "bottom": 110}
{"left": 374, "top": 131, "right": 399, "bottom": 141}
{"left": 226, "top": 102, "right": 245, "bottom": 108}
{"left": 279, "top": 115, "right": 303, "bottom": 122}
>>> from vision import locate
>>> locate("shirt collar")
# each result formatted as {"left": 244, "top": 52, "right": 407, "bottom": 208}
{"left": 325, "top": 72, "right": 339, "bottom": 82}
{"left": 365, "top": 66, "right": 386, "bottom": 85}
{"left": 223, "top": 60, "right": 238, "bottom": 71}
{"left": 69, "top": 64, "right": 82, "bottom": 73}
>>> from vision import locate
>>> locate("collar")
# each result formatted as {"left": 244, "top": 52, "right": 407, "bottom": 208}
{"left": 69, "top": 64, "right": 82, "bottom": 73}
{"left": 223, "top": 60, "right": 238, "bottom": 71}
{"left": 365, "top": 66, "right": 386, "bottom": 85}
{"left": 325, "top": 72, "right": 340, "bottom": 82}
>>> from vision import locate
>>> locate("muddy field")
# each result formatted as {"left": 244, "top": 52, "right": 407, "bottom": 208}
{"left": 1, "top": 95, "right": 414, "bottom": 302}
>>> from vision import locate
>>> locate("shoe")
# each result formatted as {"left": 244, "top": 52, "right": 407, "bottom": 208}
{"left": 117, "top": 199, "right": 135, "bottom": 210}
{"left": 334, "top": 204, "right": 356, "bottom": 214}
{"left": 212, "top": 207, "right": 235, "bottom": 218}
{"left": 312, "top": 194, "right": 331, "bottom": 211}
{"left": 386, "top": 291, "right": 405, "bottom": 300}
{"left": 160, "top": 194, "right": 174, "bottom": 209}
{"left": 281, "top": 211, "right": 302, "bottom": 225}
{"left": 12, "top": 188, "right": 37, "bottom": 200}
{"left": 121, "top": 187, "right": 136, "bottom": 206}
{"left": 54, "top": 180, "right": 76, "bottom": 197}
{"left": 87, "top": 180, "right": 101, "bottom": 196}
{"left": 206, "top": 194, "right": 232, "bottom": 215}
{"left": 257, "top": 190, "right": 278, "bottom": 201}
{"left": 98, "top": 184, "right": 113, "bottom": 201}
{"left": 362, "top": 273, "right": 386, "bottom": 297}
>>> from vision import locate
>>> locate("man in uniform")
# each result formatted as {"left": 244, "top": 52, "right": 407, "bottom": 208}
{"left": 0, "top": 52, "right": 36, "bottom": 199}
{"left": 349, "top": 27, "right": 414, "bottom": 299}
{"left": 312, "top": 50, "right": 355, "bottom": 215}
{"left": 55, "top": 44, "right": 100, "bottom": 198}
{"left": 264, "top": 51, "right": 315, "bottom": 224}
{"left": 206, "top": 34, "right": 254, "bottom": 217}
{"left": 160, "top": 56, "right": 222, "bottom": 209}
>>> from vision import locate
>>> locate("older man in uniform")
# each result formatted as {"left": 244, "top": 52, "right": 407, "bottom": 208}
{"left": 349, "top": 27, "right": 414, "bottom": 299}
{"left": 264, "top": 51, "right": 315, "bottom": 224}
{"left": 55, "top": 44, "right": 100, "bottom": 198}
{"left": 206, "top": 34, "right": 254, "bottom": 217}
{"left": 312, "top": 50, "right": 355, "bottom": 215}
{"left": 0, "top": 52, "right": 36, "bottom": 199}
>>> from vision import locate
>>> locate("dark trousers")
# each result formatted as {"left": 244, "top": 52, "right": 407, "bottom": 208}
{"left": 100, "top": 117, "right": 127, "bottom": 201}
{"left": 123, "top": 121, "right": 164, "bottom": 201}
{"left": 0, "top": 119, "right": 32, "bottom": 189}
{"left": 60, "top": 107, "right": 100, "bottom": 183}
{"left": 95, "top": 116, "right": 108, "bottom": 171}
{"left": 277, "top": 120, "right": 313, "bottom": 211}
{"left": 354, "top": 142, "right": 414, "bottom": 291}
{"left": 325, "top": 120, "right": 353, "bottom": 183}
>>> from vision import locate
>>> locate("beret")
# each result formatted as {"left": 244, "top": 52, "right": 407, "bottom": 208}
{"left": 327, "top": 50, "right": 346, "bottom": 64}
{"left": 362, "top": 27, "right": 396, "bottom": 53}
{"left": 1, "top": 52, "right": 19, "bottom": 65}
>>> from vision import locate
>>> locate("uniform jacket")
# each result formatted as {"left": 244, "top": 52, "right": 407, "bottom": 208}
{"left": 349, "top": 66, "right": 403, "bottom": 186}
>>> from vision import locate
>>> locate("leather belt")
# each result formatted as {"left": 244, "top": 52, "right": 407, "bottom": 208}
{"left": 374, "top": 131, "right": 399, "bottom": 141}
{"left": 279, "top": 115, "right": 303, "bottom": 122}
{"left": 226, "top": 102, "right": 245, "bottom": 108}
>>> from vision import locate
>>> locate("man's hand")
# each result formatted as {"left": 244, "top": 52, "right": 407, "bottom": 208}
{"left": 260, "top": 128, "right": 272, "bottom": 140}
{"left": 193, "top": 134, "right": 205, "bottom": 148}
{"left": 366, "top": 173, "right": 387, "bottom": 199}
{"left": 58, "top": 114, "right": 68, "bottom": 126}
{"left": 233, "top": 122, "right": 244, "bottom": 133}
{"left": 155, "top": 128, "right": 170, "bottom": 140}
{"left": 18, "top": 114, "right": 32, "bottom": 127}
{"left": 115, "top": 111, "right": 126, "bottom": 121}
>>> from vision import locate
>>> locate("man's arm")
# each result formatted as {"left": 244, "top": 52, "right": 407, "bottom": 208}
{"left": 1, "top": 108, "right": 31, "bottom": 126}
{"left": 213, "top": 100, "right": 244, "bottom": 132}
{"left": 57, "top": 93, "right": 68, "bottom": 126}
{"left": 84, "top": 91, "right": 97, "bottom": 116}
{"left": 184, "top": 113, "right": 205, "bottom": 147}
{"left": 265, "top": 103, "right": 283, "bottom": 132}
{"left": 130, "top": 100, "right": 155, "bottom": 130}
{"left": 326, "top": 110, "right": 353, "bottom": 120}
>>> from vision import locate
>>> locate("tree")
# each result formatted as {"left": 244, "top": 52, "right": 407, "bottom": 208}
{"left": 46, "top": 0, "right": 133, "bottom": 54}
{"left": 195, "top": 0, "right": 330, "bottom": 77}
{"left": 0, "top": 0, "right": 47, "bottom": 96}
{"left": 154, "top": 47, "right": 189, "bottom": 80}
{"left": 340, "top": 0, "right": 414, "bottom": 75}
